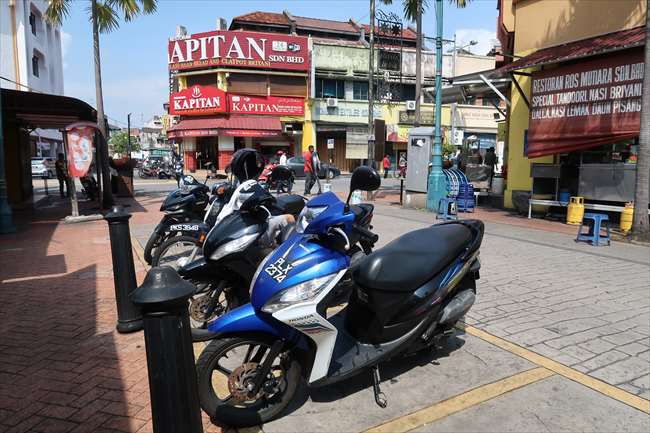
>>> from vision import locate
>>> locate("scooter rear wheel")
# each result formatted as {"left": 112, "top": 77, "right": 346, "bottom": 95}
{"left": 196, "top": 335, "right": 301, "bottom": 427}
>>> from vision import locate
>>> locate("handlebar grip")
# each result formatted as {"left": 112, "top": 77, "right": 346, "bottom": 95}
{"left": 353, "top": 224, "right": 379, "bottom": 244}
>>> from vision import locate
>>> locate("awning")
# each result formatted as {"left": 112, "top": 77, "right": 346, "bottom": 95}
{"left": 167, "top": 116, "right": 282, "bottom": 139}
{"left": 1, "top": 88, "right": 96, "bottom": 129}
{"left": 499, "top": 26, "right": 645, "bottom": 73}
{"left": 436, "top": 69, "right": 512, "bottom": 106}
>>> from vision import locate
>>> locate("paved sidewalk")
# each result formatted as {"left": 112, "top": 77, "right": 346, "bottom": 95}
{"left": 0, "top": 198, "right": 221, "bottom": 433}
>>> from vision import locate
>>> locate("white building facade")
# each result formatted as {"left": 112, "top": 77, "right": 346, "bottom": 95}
{"left": 1, "top": 0, "right": 64, "bottom": 94}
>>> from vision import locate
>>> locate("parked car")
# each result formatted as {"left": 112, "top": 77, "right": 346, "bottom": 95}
{"left": 31, "top": 157, "right": 54, "bottom": 178}
{"left": 285, "top": 156, "right": 341, "bottom": 179}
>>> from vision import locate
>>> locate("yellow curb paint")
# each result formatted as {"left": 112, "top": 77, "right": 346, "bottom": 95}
{"left": 130, "top": 234, "right": 150, "bottom": 271}
{"left": 364, "top": 367, "right": 554, "bottom": 433}
{"left": 462, "top": 325, "right": 650, "bottom": 414}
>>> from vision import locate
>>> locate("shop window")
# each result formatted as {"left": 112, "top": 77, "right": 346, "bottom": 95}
{"left": 32, "top": 55, "right": 39, "bottom": 77}
{"left": 269, "top": 75, "right": 306, "bottom": 97}
{"left": 186, "top": 73, "right": 217, "bottom": 88}
{"left": 379, "top": 51, "right": 401, "bottom": 71}
{"left": 315, "top": 78, "right": 345, "bottom": 99}
{"left": 353, "top": 81, "right": 369, "bottom": 100}
{"left": 228, "top": 73, "right": 267, "bottom": 95}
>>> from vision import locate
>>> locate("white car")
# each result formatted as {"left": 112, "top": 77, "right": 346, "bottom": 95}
{"left": 31, "top": 157, "right": 54, "bottom": 178}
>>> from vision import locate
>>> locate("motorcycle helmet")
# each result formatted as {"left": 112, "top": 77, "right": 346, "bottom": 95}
{"left": 230, "top": 149, "right": 265, "bottom": 183}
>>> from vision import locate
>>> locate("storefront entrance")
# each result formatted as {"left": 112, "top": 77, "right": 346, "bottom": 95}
{"left": 197, "top": 136, "right": 218, "bottom": 169}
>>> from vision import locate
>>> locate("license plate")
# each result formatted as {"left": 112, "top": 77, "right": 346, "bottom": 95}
{"left": 170, "top": 224, "right": 200, "bottom": 231}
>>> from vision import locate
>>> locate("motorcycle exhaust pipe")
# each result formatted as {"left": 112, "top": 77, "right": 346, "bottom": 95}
{"left": 439, "top": 289, "right": 475, "bottom": 325}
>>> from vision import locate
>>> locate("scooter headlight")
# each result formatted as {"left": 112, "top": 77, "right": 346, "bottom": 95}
{"left": 262, "top": 273, "right": 338, "bottom": 314}
{"left": 296, "top": 206, "right": 328, "bottom": 233}
{"left": 209, "top": 233, "right": 258, "bottom": 261}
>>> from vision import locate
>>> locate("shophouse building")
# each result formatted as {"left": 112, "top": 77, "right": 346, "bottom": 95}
{"left": 496, "top": 0, "right": 647, "bottom": 209}
{"left": 1, "top": 0, "right": 66, "bottom": 159}
{"left": 166, "top": 23, "right": 309, "bottom": 172}
{"left": 230, "top": 11, "right": 499, "bottom": 172}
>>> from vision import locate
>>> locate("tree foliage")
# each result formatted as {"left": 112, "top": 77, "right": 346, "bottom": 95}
{"left": 45, "top": 0, "right": 157, "bottom": 33}
{"left": 109, "top": 131, "right": 140, "bottom": 156}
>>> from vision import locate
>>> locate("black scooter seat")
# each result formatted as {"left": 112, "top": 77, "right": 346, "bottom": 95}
{"left": 353, "top": 223, "right": 472, "bottom": 292}
{"left": 273, "top": 194, "right": 305, "bottom": 216}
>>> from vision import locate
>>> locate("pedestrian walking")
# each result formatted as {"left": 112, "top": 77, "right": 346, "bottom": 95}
{"left": 54, "top": 153, "right": 68, "bottom": 198}
{"left": 398, "top": 153, "right": 407, "bottom": 179}
{"left": 303, "top": 145, "right": 315, "bottom": 195}
{"left": 312, "top": 149, "right": 322, "bottom": 194}
{"left": 172, "top": 150, "right": 184, "bottom": 187}
{"left": 382, "top": 154, "right": 390, "bottom": 179}
{"left": 484, "top": 146, "right": 498, "bottom": 188}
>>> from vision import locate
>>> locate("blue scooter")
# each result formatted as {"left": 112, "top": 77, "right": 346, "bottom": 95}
{"left": 194, "top": 166, "right": 484, "bottom": 427}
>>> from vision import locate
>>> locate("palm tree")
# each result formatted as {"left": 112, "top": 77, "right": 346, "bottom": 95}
{"left": 45, "top": 0, "right": 157, "bottom": 207}
{"left": 632, "top": 1, "right": 649, "bottom": 239}
{"left": 380, "top": 1, "right": 470, "bottom": 125}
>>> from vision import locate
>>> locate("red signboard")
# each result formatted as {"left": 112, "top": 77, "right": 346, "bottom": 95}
{"left": 65, "top": 122, "right": 96, "bottom": 177}
{"left": 528, "top": 49, "right": 644, "bottom": 157}
{"left": 168, "top": 30, "right": 309, "bottom": 72}
{"left": 170, "top": 85, "right": 227, "bottom": 115}
{"left": 228, "top": 94, "right": 304, "bottom": 116}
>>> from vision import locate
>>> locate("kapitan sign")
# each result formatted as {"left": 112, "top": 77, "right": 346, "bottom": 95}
{"left": 168, "top": 30, "right": 309, "bottom": 71}
{"left": 229, "top": 94, "right": 304, "bottom": 116}
{"left": 170, "top": 85, "right": 227, "bottom": 115}
{"left": 528, "top": 49, "right": 644, "bottom": 157}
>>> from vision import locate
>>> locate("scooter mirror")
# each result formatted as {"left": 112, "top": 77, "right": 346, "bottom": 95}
{"left": 350, "top": 166, "right": 381, "bottom": 192}
{"left": 270, "top": 165, "right": 292, "bottom": 182}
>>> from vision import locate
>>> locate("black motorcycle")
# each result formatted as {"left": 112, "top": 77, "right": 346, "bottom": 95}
{"left": 143, "top": 172, "right": 230, "bottom": 264}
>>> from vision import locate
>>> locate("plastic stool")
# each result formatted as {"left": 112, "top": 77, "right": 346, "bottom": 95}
{"left": 437, "top": 197, "right": 458, "bottom": 220}
{"left": 576, "top": 213, "right": 611, "bottom": 246}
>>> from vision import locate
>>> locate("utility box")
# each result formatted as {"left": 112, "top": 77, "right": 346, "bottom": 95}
{"left": 406, "top": 127, "right": 433, "bottom": 193}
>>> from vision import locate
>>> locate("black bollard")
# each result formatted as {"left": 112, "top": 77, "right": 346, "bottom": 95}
{"left": 105, "top": 206, "right": 143, "bottom": 333}
{"left": 131, "top": 267, "right": 203, "bottom": 433}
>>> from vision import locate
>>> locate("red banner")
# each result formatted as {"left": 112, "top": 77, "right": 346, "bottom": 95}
{"left": 170, "top": 85, "right": 227, "bottom": 115}
{"left": 66, "top": 123, "right": 96, "bottom": 177}
{"left": 528, "top": 49, "right": 644, "bottom": 157}
{"left": 168, "top": 30, "right": 309, "bottom": 72}
{"left": 228, "top": 94, "right": 304, "bottom": 116}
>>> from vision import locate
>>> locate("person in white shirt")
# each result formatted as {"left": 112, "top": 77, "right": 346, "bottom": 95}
{"left": 278, "top": 150, "right": 287, "bottom": 166}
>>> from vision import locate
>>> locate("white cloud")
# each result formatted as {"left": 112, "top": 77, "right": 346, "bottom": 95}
{"left": 454, "top": 28, "right": 498, "bottom": 56}
{"left": 61, "top": 31, "right": 72, "bottom": 70}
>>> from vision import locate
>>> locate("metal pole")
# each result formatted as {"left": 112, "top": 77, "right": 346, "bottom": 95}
{"left": 131, "top": 267, "right": 203, "bottom": 433}
{"left": 368, "top": 0, "right": 376, "bottom": 167}
{"left": 426, "top": 0, "right": 447, "bottom": 211}
{"left": 0, "top": 88, "right": 15, "bottom": 233}
{"left": 105, "top": 206, "right": 144, "bottom": 333}
{"left": 62, "top": 131, "right": 80, "bottom": 217}
{"left": 414, "top": 0, "right": 423, "bottom": 127}
{"left": 127, "top": 113, "right": 133, "bottom": 194}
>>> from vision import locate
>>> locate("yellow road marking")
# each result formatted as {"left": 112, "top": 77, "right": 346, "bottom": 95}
{"left": 462, "top": 324, "right": 650, "bottom": 414}
{"left": 364, "top": 367, "right": 554, "bottom": 433}
{"left": 130, "top": 234, "right": 150, "bottom": 271}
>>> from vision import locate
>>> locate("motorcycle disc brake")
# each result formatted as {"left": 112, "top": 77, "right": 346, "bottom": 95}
{"left": 228, "top": 362, "right": 264, "bottom": 403}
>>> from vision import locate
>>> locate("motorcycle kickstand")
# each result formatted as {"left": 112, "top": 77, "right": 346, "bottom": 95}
{"left": 371, "top": 366, "right": 388, "bottom": 408}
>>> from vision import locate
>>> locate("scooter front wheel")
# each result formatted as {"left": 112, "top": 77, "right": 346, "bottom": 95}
{"left": 196, "top": 335, "right": 301, "bottom": 427}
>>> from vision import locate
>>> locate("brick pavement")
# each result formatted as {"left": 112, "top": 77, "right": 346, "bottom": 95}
{"left": 0, "top": 197, "right": 221, "bottom": 433}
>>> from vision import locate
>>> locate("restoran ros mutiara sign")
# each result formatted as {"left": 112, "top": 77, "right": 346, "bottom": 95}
{"left": 168, "top": 30, "right": 309, "bottom": 72}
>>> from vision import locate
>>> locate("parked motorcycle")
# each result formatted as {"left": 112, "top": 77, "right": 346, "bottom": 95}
{"left": 80, "top": 174, "right": 98, "bottom": 200}
{"left": 193, "top": 166, "right": 483, "bottom": 427}
{"left": 259, "top": 162, "right": 294, "bottom": 194}
{"left": 143, "top": 172, "right": 229, "bottom": 264}
{"left": 176, "top": 166, "right": 307, "bottom": 328}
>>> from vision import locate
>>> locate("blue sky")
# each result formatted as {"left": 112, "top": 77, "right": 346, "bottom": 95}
{"left": 61, "top": 0, "right": 498, "bottom": 128}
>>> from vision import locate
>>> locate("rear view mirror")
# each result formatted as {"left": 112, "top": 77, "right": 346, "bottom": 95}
{"left": 346, "top": 166, "right": 381, "bottom": 207}
{"left": 350, "top": 166, "right": 381, "bottom": 192}
{"left": 270, "top": 165, "right": 292, "bottom": 182}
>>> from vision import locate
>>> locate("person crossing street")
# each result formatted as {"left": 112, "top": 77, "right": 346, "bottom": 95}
{"left": 303, "top": 145, "right": 315, "bottom": 195}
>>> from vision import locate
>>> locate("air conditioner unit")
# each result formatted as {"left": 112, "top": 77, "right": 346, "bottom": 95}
{"left": 326, "top": 98, "right": 338, "bottom": 108}
{"left": 406, "top": 100, "right": 416, "bottom": 111}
